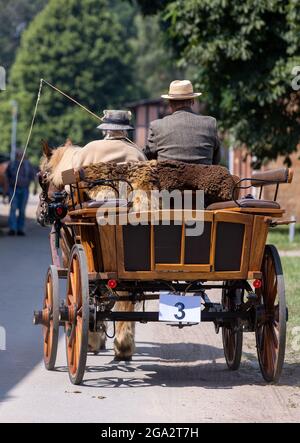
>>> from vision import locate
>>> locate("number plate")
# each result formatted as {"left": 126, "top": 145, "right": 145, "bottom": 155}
{"left": 159, "top": 293, "right": 201, "bottom": 323}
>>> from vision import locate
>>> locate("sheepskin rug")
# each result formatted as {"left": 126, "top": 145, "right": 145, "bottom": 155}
{"left": 79, "top": 160, "right": 237, "bottom": 209}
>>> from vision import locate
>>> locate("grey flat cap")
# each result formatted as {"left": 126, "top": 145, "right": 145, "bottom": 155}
{"left": 97, "top": 110, "right": 134, "bottom": 131}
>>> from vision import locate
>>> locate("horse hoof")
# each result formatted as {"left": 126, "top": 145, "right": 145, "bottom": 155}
{"left": 114, "top": 355, "right": 132, "bottom": 362}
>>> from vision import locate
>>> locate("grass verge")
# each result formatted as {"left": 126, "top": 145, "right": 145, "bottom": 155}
{"left": 267, "top": 224, "right": 300, "bottom": 251}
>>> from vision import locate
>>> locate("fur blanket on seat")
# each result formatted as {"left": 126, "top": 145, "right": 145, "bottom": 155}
{"left": 80, "top": 160, "right": 237, "bottom": 207}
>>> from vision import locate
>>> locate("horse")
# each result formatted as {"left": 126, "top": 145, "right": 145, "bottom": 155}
{"left": 37, "top": 140, "right": 136, "bottom": 360}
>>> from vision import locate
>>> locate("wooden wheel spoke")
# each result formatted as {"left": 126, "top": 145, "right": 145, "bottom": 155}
{"left": 68, "top": 324, "right": 76, "bottom": 346}
{"left": 70, "top": 272, "right": 76, "bottom": 300}
{"left": 70, "top": 337, "right": 76, "bottom": 367}
{"left": 44, "top": 326, "right": 50, "bottom": 345}
{"left": 68, "top": 293, "right": 75, "bottom": 306}
{"left": 74, "top": 258, "right": 80, "bottom": 303}
{"left": 268, "top": 277, "right": 277, "bottom": 308}
{"left": 75, "top": 326, "right": 81, "bottom": 364}
{"left": 270, "top": 322, "right": 279, "bottom": 350}
{"left": 47, "top": 280, "right": 52, "bottom": 297}
{"left": 261, "top": 325, "right": 268, "bottom": 367}
{"left": 265, "top": 325, "right": 276, "bottom": 373}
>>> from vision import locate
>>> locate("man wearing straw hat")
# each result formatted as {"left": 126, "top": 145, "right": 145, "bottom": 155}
{"left": 144, "top": 80, "right": 221, "bottom": 165}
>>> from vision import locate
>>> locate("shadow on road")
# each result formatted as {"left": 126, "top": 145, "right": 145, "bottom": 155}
{"left": 53, "top": 341, "right": 300, "bottom": 390}
{"left": 0, "top": 218, "right": 51, "bottom": 403}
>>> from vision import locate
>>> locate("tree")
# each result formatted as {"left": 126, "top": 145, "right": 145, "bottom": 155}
{"left": 0, "top": 0, "right": 47, "bottom": 72}
{"left": 130, "top": 13, "right": 183, "bottom": 98}
{"left": 128, "top": 0, "right": 169, "bottom": 16}
{"left": 136, "top": 0, "right": 300, "bottom": 166}
{"left": 0, "top": 0, "right": 141, "bottom": 160}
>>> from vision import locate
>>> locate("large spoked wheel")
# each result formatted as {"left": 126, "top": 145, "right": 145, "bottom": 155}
{"left": 65, "top": 244, "right": 89, "bottom": 385}
{"left": 255, "top": 245, "right": 286, "bottom": 383}
{"left": 222, "top": 285, "right": 243, "bottom": 370}
{"left": 43, "top": 266, "right": 60, "bottom": 370}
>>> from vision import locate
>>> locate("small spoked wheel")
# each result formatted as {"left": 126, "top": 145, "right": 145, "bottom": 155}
{"left": 65, "top": 244, "right": 89, "bottom": 385}
{"left": 43, "top": 265, "right": 60, "bottom": 370}
{"left": 255, "top": 245, "right": 286, "bottom": 383}
{"left": 222, "top": 285, "right": 243, "bottom": 370}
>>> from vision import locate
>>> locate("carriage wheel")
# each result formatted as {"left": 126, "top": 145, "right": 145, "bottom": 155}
{"left": 43, "top": 266, "right": 60, "bottom": 370}
{"left": 222, "top": 285, "right": 243, "bottom": 370}
{"left": 255, "top": 245, "right": 286, "bottom": 383}
{"left": 65, "top": 244, "right": 89, "bottom": 385}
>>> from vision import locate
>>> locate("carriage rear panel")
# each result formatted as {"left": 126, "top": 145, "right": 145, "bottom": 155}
{"left": 65, "top": 208, "right": 278, "bottom": 281}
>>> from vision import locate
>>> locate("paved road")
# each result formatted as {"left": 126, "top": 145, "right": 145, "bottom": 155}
{"left": 0, "top": 198, "right": 300, "bottom": 423}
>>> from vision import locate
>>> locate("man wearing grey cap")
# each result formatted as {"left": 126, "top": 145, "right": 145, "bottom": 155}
{"left": 73, "top": 110, "right": 146, "bottom": 169}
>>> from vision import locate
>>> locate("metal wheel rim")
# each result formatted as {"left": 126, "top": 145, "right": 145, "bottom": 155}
{"left": 222, "top": 285, "right": 243, "bottom": 370}
{"left": 43, "top": 265, "right": 59, "bottom": 370}
{"left": 256, "top": 245, "right": 286, "bottom": 383}
{"left": 65, "top": 244, "right": 89, "bottom": 385}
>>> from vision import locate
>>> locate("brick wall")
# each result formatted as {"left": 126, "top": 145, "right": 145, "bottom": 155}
{"left": 263, "top": 151, "right": 299, "bottom": 220}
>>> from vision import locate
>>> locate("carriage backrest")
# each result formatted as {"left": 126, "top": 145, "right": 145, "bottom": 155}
{"left": 251, "top": 167, "right": 293, "bottom": 187}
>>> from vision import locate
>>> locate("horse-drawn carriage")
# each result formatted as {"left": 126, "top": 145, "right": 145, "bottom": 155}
{"left": 33, "top": 157, "right": 293, "bottom": 385}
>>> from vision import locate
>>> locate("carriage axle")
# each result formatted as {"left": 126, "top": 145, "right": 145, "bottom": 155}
{"left": 34, "top": 303, "right": 252, "bottom": 326}
{"left": 33, "top": 309, "right": 51, "bottom": 326}
{"left": 95, "top": 307, "right": 251, "bottom": 324}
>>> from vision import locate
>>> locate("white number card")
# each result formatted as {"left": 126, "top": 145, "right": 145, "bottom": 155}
{"left": 159, "top": 293, "right": 201, "bottom": 323}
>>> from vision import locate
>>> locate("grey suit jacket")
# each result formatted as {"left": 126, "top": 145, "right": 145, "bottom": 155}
{"left": 144, "top": 109, "right": 221, "bottom": 165}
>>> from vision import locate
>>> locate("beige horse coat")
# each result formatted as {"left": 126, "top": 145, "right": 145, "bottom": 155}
{"left": 72, "top": 139, "right": 146, "bottom": 169}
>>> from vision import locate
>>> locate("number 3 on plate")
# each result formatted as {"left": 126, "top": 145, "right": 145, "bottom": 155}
{"left": 159, "top": 293, "right": 201, "bottom": 323}
{"left": 174, "top": 302, "right": 186, "bottom": 320}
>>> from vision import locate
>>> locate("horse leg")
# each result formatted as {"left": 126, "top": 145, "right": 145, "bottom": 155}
{"left": 114, "top": 292, "right": 135, "bottom": 361}
{"left": 88, "top": 322, "right": 107, "bottom": 354}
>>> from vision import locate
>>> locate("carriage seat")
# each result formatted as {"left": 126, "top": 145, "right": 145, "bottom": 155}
{"left": 207, "top": 198, "right": 281, "bottom": 210}
{"left": 74, "top": 198, "right": 128, "bottom": 210}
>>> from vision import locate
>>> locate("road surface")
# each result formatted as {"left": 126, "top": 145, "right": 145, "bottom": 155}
{"left": 0, "top": 197, "right": 300, "bottom": 423}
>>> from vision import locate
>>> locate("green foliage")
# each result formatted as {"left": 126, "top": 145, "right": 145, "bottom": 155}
{"left": 130, "top": 0, "right": 169, "bottom": 16}
{"left": 0, "top": 0, "right": 141, "bottom": 161}
{"left": 0, "top": 0, "right": 47, "bottom": 72}
{"left": 281, "top": 257, "right": 300, "bottom": 347}
{"left": 130, "top": 14, "right": 182, "bottom": 98}
{"left": 138, "top": 0, "right": 300, "bottom": 165}
{"left": 268, "top": 224, "right": 300, "bottom": 251}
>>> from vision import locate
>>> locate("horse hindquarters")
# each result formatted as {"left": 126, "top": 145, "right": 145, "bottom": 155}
{"left": 114, "top": 292, "right": 135, "bottom": 360}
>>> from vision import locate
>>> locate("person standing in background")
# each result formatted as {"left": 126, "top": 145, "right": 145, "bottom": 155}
{"left": 6, "top": 150, "right": 35, "bottom": 236}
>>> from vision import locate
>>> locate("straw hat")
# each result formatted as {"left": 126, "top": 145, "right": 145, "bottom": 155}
{"left": 161, "top": 80, "right": 202, "bottom": 100}
{"left": 97, "top": 110, "right": 134, "bottom": 131}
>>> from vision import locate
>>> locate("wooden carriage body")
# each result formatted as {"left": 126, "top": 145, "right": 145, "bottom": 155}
{"left": 35, "top": 165, "right": 293, "bottom": 385}
{"left": 60, "top": 206, "right": 283, "bottom": 283}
